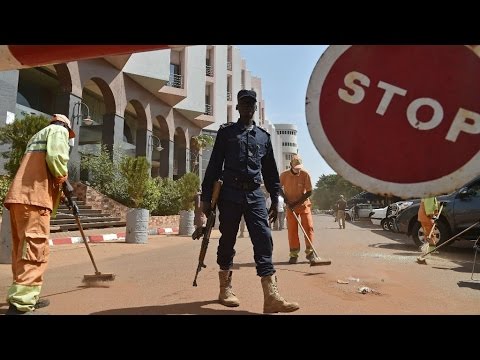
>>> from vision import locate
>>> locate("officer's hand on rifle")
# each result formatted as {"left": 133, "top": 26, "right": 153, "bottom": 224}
{"left": 268, "top": 203, "right": 278, "bottom": 224}
{"left": 191, "top": 226, "right": 205, "bottom": 240}
{"left": 201, "top": 201, "right": 212, "bottom": 217}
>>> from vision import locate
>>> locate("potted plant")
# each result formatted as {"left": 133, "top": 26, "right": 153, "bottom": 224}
{"left": 120, "top": 156, "right": 151, "bottom": 244}
{"left": 177, "top": 172, "right": 200, "bottom": 236}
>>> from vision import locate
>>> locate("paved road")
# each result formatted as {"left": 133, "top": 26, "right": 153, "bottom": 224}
{"left": 1, "top": 215, "right": 479, "bottom": 315}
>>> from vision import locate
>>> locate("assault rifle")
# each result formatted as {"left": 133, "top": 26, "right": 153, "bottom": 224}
{"left": 192, "top": 179, "right": 223, "bottom": 287}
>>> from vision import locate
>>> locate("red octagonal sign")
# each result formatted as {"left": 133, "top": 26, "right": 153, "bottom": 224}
{"left": 306, "top": 45, "right": 480, "bottom": 198}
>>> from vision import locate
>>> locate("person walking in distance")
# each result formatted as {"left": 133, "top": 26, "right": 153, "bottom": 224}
{"left": 336, "top": 195, "right": 347, "bottom": 229}
{"left": 353, "top": 203, "right": 359, "bottom": 222}
{"left": 418, "top": 196, "right": 439, "bottom": 254}
{"left": 4, "top": 114, "right": 75, "bottom": 315}
{"left": 201, "top": 89, "right": 299, "bottom": 313}
{"left": 280, "top": 155, "right": 329, "bottom": 265}
{"left": 276, "top": 194, "right": 285, "bottom": 230}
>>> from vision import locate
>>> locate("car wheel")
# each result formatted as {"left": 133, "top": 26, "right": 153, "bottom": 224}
{"left": 381, "top": 219, "right": 389, "bottom": 231}
{"left": 387, "top": 218, "right": 397, "bottom": 233}
{"left": 411, "top": 221, "right": 450, "bottom": 247}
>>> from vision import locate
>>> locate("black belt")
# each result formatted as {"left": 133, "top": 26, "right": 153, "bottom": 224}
{"left": 227, "top": 182, "right": 260, "bottom": 191}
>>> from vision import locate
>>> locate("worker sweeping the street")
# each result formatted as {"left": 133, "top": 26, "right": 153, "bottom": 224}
{"left": 280, "top": 155, "right": 330, "bottom": 265}
{"left": 418, "top": 196, "right": 439, "bottom": 255}
{"left": 4, "top": 114, "right": 75, "bottom": 315}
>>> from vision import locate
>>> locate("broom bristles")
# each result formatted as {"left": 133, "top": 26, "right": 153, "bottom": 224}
{"left": 310, "top": 257, "right": 332, "bottom": 266}
{"left": 82, "top": 273, "right": 116, "bottom": 282}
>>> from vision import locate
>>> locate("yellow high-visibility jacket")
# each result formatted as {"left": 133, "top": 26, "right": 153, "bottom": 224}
{"left": 4, "top": 124, "right": 70, "bottom": 216}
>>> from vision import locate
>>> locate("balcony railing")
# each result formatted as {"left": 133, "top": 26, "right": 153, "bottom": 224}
{"left": 227, "top": 91, "right": 232, "bottom": 101}
{"left": 227, "top": 61, "right": 232, "bottom": 71}
{"left": 166, "top": 73, "right": 183, "bottom": 88}
{"left": 206, "top": 65, "right": 214, "bottom": 77}
{"left": 204, "top": 104, "right": 213, "bottom": 116}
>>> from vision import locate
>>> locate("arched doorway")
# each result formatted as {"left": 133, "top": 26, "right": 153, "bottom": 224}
{"left": 78, "top": 77, "right": 115, "bottom": 181}
{"left": 173, "top": 127, "right": 186, "bottom": 180}
{"left": 153, "top": 115, "right": 170, "bottom": 178}
{"left": 122, "top": 100, "right": 147, "bottom": 158}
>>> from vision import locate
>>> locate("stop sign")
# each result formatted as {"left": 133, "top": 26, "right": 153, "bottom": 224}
{"left": 306, "top": 45, "right": 480, "bottom": 198}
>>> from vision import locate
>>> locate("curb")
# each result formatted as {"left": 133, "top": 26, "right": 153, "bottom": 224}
{"left": 48, "top": 227, "right": 179, "bottom": 246}
{"left": 147, "top": 227, "right": 179, "bottom": 235}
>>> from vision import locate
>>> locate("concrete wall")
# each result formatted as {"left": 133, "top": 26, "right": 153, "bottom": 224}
{"left": 175, "top": 46, "right": 206, "bottom": 115}
{"left": 0, "top": 70, "right": 19, "bottom": 173}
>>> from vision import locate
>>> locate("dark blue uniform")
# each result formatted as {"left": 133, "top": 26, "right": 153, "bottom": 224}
{"left": 201, "top": 121, "right": 280, "bottom": 277}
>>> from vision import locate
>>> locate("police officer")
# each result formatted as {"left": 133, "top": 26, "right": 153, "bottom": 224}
{"left": 201, "top": 89, "right": 299, "bottom": 313}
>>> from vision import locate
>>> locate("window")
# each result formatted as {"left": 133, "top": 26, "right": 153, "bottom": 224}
{"left": 170, "top": 63, "right": 180, "bottom": 75}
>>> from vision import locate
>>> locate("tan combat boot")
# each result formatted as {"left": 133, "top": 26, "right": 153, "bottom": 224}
{"left": 218, "top": 270, "right": 240, "bottom": 307}
{"left": 261, "top": 275, "right": 300, "bottom": 313}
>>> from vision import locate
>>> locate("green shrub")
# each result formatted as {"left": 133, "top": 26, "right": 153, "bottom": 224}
{"left": 119, "top": 156, "right": 150, "bottom": 208}
{"left": 0, "top": 176, "right": 12, "bottom": 214}
{"left": 177, "top": 172, "right": 200, "bottom": 211}
{"left": 141, "top": 177, "right": 162, "bottom": 212}
{"left": 0, "top": 114, "right": 50, "bottom": 177}
{"left": 155, "top": 178, "right": 181, "bottom": 216}
{"left": 80, "top": 145, "right": 129, "bottom": 204}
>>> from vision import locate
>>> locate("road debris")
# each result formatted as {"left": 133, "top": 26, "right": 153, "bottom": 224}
{"left": 357, "top": 286, "right": 381, "bottom": 295}
{"left": 337, "top": 279, "right": 349, "bottom": 284}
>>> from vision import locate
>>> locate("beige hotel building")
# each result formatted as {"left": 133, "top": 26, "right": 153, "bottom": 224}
{"left": 0, "top": 45, "right": 297, "bottom": 181}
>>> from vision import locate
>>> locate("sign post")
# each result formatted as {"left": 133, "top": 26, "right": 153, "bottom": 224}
{"left": 306, "top": 45, "right": 480, "bottom": 198}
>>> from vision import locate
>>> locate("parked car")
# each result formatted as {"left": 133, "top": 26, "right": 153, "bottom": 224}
{"left": 370, "top": 206, "right": 388, "bottom": 227}
{"left": 395, "top": 175, "right": 480, "bottom": 247}
{"left": 347, "top": 203, "right": 373, "bottom": 221}
{"left": 370, "top": 201, "right": 414, "bottom": 231}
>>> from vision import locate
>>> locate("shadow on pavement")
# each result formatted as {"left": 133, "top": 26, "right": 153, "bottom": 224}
{"left": 432, "top": 257, "right": 477, "bottom": 275}
{"left": 232, "top": 261, "right": 327, "bottom": 276}
{"left": 370, "top": 229, "right": 412, "bottom": 244}
{"left": 90, "top": 300, "right": 259, "bottom": 315}
{"left": 457, "top": 280, "right": 480, "bottom": 290}
{"left": 367, "top": 242, "right": 421, "bottom": 258}
{"left": 368, "top": 242, "right": 417, "bottom": 252}
{"left": 232, "top": 260, "right": 311, "bottom": 269}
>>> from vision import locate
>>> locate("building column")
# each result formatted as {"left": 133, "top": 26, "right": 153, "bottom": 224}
{"left": 0, "top": 70, "right": 19, "bottom": 126}
{"left": 66, "top": 93, "right": 85, "bottom": 181}
{"left": 102, "top": 113, "right": 124, "bottom": 159}
{"left": 0, "top": 70, "right": 19, "bottom": 175}
{"left": 160, "top": 140, "right": 174, "bottom": 179}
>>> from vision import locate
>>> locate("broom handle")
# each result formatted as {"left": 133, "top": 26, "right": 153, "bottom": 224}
{"left": 421, "top": 220, "right": 480, "bottom": 258}
{"left": 427, "top": 203, "right": 444, "bottom": 241}
{"left": 290, "top": 209, "right": 318, "bottom": 257}
{"left": 75, "top": 215, "right": 100, "bottom": 274}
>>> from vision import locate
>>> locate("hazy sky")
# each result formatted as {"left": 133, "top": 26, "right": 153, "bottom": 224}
{"left": 236, "top": 45, "right": 334, "bottom": 184}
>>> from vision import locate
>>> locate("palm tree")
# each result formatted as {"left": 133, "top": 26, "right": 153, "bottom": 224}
{"left": 190, "top": 134, "right": 214, "bottom": 175}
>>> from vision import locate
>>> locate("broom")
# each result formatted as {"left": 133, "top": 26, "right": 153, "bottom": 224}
{"left": 62, "top": 180, "right": 115, "bottom": 282}
{"left": 74, "top": 215, "right": 116, "bottom": 282}
{"left": 290, "top": 210, "right": 332, "bottom": 266}
{"left": 416, "top": 220, "right": 480, "bottom": 265}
